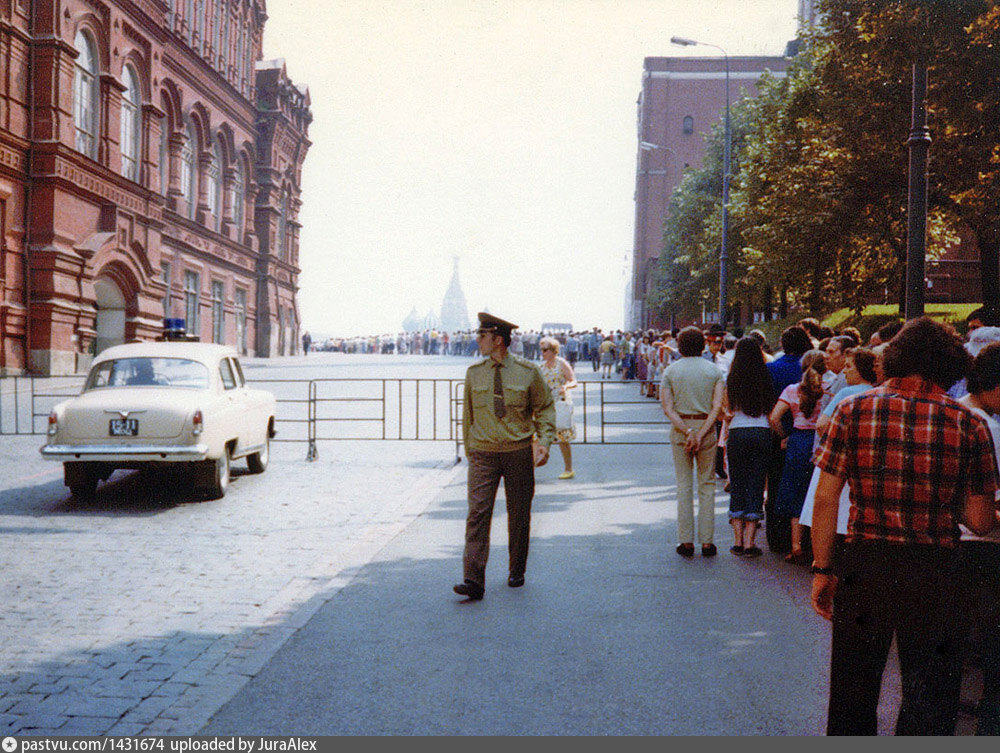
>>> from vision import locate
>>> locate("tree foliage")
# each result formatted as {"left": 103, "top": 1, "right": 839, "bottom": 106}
{"left": 648, "top": 0, "right": 999, "bottom": 324}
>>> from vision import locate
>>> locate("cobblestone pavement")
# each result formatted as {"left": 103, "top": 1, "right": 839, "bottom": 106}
{"left": 0, "top": 355, "right": 466, "bottom": 736}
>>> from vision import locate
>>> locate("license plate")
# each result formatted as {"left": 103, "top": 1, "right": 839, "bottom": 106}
{"left": 109, "top": 418, "right": 139, "bottom": 436}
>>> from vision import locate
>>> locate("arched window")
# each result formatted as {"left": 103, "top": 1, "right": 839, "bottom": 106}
{"left": 159, "top": 114, "right": 170, "bottom": 196}
{"left": 682, "top": 115, "right": 694, "bottom": 135}
{"left": 276, "top": 188, "right": 289, "bottom": 260}
{"left": 242, "top": 23, "right": 251, "bottom": 91}
{"left": 221, "top": 5, "right": 230, "bottom": 73}
{"left": 120, "top": 65, "right": 141, "bottom": 181}
{"left": 181, "top": 120, "right": 197, "bottom": 218}
{"left": 237, "top": 21, "right": 245, "bottom": 90}
{"left": 196, "top": 0, "right": 205, "bottom": 48}
{"left": 185, "top": 0, "right": 194, "bottom": 42}
{"left": 206, "top": 138, "right": 222, "bottom": 229}
{"left": 214, "top": 3, "right": 223, "bottom": 68}
{"left": 231, "top": 158, "right": 245, "bottom": 237}
{"left": 73, "top": 30, "right": 99, "bottom": 159}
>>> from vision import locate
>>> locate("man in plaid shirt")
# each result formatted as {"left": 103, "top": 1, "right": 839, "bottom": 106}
{"left": 811, "top": 317, "right": 1000, "bottom": 735}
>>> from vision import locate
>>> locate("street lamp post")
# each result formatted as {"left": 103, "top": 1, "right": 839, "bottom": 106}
{"left": 671, "top": 36, "right": 730, "bottom": 329}
{"left": 905, "top": 6, "right": 932, "bottom": 322}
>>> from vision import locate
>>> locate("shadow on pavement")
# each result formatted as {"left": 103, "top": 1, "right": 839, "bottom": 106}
{"left": 201, "top": 445, "right": 834, "bottom": 735}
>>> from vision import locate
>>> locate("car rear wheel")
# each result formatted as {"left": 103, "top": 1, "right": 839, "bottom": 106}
{"left": 69, "top": 476, "right": 98, "bottom": 500}
{"left": 205, "top": 448, "right": 230, "bottom": 500}
{"left": 247, "top": 434, "right": 269, "bottom": 474}
{"left": 65, "top": 463, "right": 98, "bottom": 501}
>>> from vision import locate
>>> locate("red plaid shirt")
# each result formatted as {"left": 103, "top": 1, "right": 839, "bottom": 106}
{"left": 813, "top": 376, "right": 999, "bottom": 547}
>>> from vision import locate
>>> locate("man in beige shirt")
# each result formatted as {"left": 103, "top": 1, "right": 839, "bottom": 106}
{"left": 661, "top": 326, "right": 725, "bottom": 557}
{"left": 454, "top": 312, "right": 556, "bottom": 601}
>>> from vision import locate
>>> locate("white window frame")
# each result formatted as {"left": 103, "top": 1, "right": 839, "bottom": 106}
{"left": 211, "top": 279, "right": 225, "bottom": 344}
{"left": 162, "top": 261, "right": 172, "bottom": 318}
{"left": 181, "top": 121, "right": 197, "bottom": 218}
{"left": 120, "top": 65, "right": 141, "bottom": 182}
{"left": 159, "top": 115, "right": 170, "bottom": 196}
{"left": 207, "top": 139, "right": 222, "bottom": 229}
{"left": 221, "top": 4, "right": 230, "bottom": 73}
{"left": 277, "top": 188, "right": 289, "bottom": 260}
{"left": 184, "top": 270, "right": 200, "bottom": 335}
{"left": 232, "top": 158, "right": 245, "bottom": 238}
{"left": 185, "top": 0, "right": 194, "bottom": 42}
{"left": 73, "top": 30, "right": 99, "bottom": 159}
{"left": 235, "top": 287, "right": 247, "bottom": 354}
{"left": 196, "top": 0, "right": 205, "bottom": 48}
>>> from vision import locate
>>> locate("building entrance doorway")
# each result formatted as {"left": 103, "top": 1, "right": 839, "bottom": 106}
{"left": 94, "top": 277, "right": 126, "bottom": 355}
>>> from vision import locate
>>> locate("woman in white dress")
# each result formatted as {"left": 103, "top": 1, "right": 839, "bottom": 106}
{"left": 539, "top": 336, "right": 578, "bottom": 479}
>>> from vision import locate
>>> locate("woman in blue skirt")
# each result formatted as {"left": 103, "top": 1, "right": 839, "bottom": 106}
{"left": 768, "top": 349, "right": 827, "bottom": 565}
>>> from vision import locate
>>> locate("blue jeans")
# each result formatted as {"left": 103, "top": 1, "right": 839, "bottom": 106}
{"left": 726, "top": 427, "right": 771, "bottom": 521}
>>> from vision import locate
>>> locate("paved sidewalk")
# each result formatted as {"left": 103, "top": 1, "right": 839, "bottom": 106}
{"left": 201, "top": 443, "right": 844, "bottom": 735}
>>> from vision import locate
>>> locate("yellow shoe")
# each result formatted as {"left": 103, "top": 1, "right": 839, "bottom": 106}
{"left": 558, "top": 471, "right": 575, "bottom": 480}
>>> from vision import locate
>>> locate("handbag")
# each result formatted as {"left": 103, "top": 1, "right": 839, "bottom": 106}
{"left": 554, "top": 399, "right": 574, "bottom": 431}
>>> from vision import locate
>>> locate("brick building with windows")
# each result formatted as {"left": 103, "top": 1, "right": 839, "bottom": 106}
{"left": 630, "top": 53, "right": 790, "bottom": 330}
{"left": 0, "top": 0, "right": 310, "bottom": 374}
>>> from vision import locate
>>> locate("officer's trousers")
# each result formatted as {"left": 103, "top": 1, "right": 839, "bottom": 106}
{"left": 463, "top": 447, "right": 535, "bottom": 588}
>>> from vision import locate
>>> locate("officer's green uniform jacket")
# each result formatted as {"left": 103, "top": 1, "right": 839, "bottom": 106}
{"left": 462, "top": 353, "right": 556, "bottom": 454}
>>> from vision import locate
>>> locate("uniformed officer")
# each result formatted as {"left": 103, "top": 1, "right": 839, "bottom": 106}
{"left": 454, "top": 312, "right": 556, "bottom": 601}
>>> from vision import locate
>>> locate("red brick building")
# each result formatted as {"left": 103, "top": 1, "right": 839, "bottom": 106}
{"left": 630, "top": 53, "right": 790, "bottom": 330}
{"left": 0, "top": 0, "right": 310, "bottom": 374}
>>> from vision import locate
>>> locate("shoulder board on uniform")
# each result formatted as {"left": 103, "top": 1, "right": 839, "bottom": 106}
{"left": 510, "top": 354, "right": 534, "bottom": 368}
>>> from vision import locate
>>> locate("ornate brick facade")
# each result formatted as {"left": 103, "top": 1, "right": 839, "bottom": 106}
{"left": 0, "top": 0, "right": 310, "bottom": 374}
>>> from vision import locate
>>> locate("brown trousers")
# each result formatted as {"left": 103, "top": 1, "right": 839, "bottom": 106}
{"left": 463, "top": 447, "right": 535, "bottom": 588}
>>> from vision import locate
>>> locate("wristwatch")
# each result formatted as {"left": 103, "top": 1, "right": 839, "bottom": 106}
{"left": 810, "top": 564, "right": 834, "bottom": 575}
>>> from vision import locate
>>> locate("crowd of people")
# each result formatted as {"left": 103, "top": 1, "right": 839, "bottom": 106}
{"left": 654, "top": 306, "right": 1000, "bottom": 736}
{"left": 314, "top": 327, "right": 672, "bottom": 367}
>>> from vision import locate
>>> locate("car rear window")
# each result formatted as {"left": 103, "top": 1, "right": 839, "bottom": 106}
{"left": 85, "top": 358, "right": 210, "bottom": 391}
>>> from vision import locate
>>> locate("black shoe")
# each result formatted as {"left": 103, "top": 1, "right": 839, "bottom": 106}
{"left": 702, "top": 543, "right": 718, "bottom": 557}
{"left": 453, "top": 580, "right": 484, "bottom": 600}
{"left": 508, "top": 575, "right": 525, "bottom": 588}
{"left": 676, "top": 543, "right": 695, "bottom": 558}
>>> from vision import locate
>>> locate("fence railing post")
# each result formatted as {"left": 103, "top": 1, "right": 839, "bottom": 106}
{"left": 306, "top": 380, "right": 318, "bottom": 461}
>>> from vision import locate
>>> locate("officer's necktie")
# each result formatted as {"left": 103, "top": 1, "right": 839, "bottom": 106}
{"left": 493, "top": 363, "right": 506, "bottom": 419}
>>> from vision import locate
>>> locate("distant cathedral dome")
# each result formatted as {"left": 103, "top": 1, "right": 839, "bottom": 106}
{"left": 402, "top": 307, "right": 422, "bottom": 332}
{"left": 439, "top": 257, "right": 470, "bottom": 332}
{"left": 401, "top": 257, "right": 471, "bottom": 332}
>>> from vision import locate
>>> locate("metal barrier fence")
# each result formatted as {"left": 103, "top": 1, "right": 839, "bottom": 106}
{"left": 2, "top": 376, "right": 673, "bottom": 459}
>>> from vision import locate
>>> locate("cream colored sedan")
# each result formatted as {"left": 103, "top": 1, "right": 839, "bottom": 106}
{"left": 40, "top": 342, "right": 276, "bottom": 500}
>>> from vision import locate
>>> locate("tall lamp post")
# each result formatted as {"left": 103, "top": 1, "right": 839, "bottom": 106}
{"left": 905, "top": 4, "right": 931, "bottom": 321}
{"left": 671, "top": 36, "right": 730, "bottom": 328}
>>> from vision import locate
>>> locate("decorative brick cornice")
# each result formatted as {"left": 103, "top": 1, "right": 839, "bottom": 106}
{"left": 0, "top": 142, "right": 28, "bottom": 175}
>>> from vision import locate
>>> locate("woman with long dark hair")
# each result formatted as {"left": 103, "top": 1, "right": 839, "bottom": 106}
{"left": 721, "top": 337, "right": 776, "bottom": 557}
{"left": 769, "top": 349, "right": 827, "bottom": 564}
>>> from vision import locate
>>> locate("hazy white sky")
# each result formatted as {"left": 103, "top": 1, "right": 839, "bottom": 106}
{"left": 261, "top": 0, "right": 800, "bottom": 338}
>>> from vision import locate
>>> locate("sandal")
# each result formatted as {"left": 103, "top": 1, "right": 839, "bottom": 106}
{"left": 730, "top": 545, "right": 744, "bottom": 555}
{"left": 742, "top": 546, "right": 762, "bottom": 558}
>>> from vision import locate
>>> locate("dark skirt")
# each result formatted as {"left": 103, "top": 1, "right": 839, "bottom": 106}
{"left": 774, "top": 428, "right": 816, "bottom": 518}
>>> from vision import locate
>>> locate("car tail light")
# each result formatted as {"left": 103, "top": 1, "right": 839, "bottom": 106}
{"left": 192, "top": 409, "right": 203, "bottom": 435}
{"left": 47, "top": 411, "right": 58, "bottom": 436}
